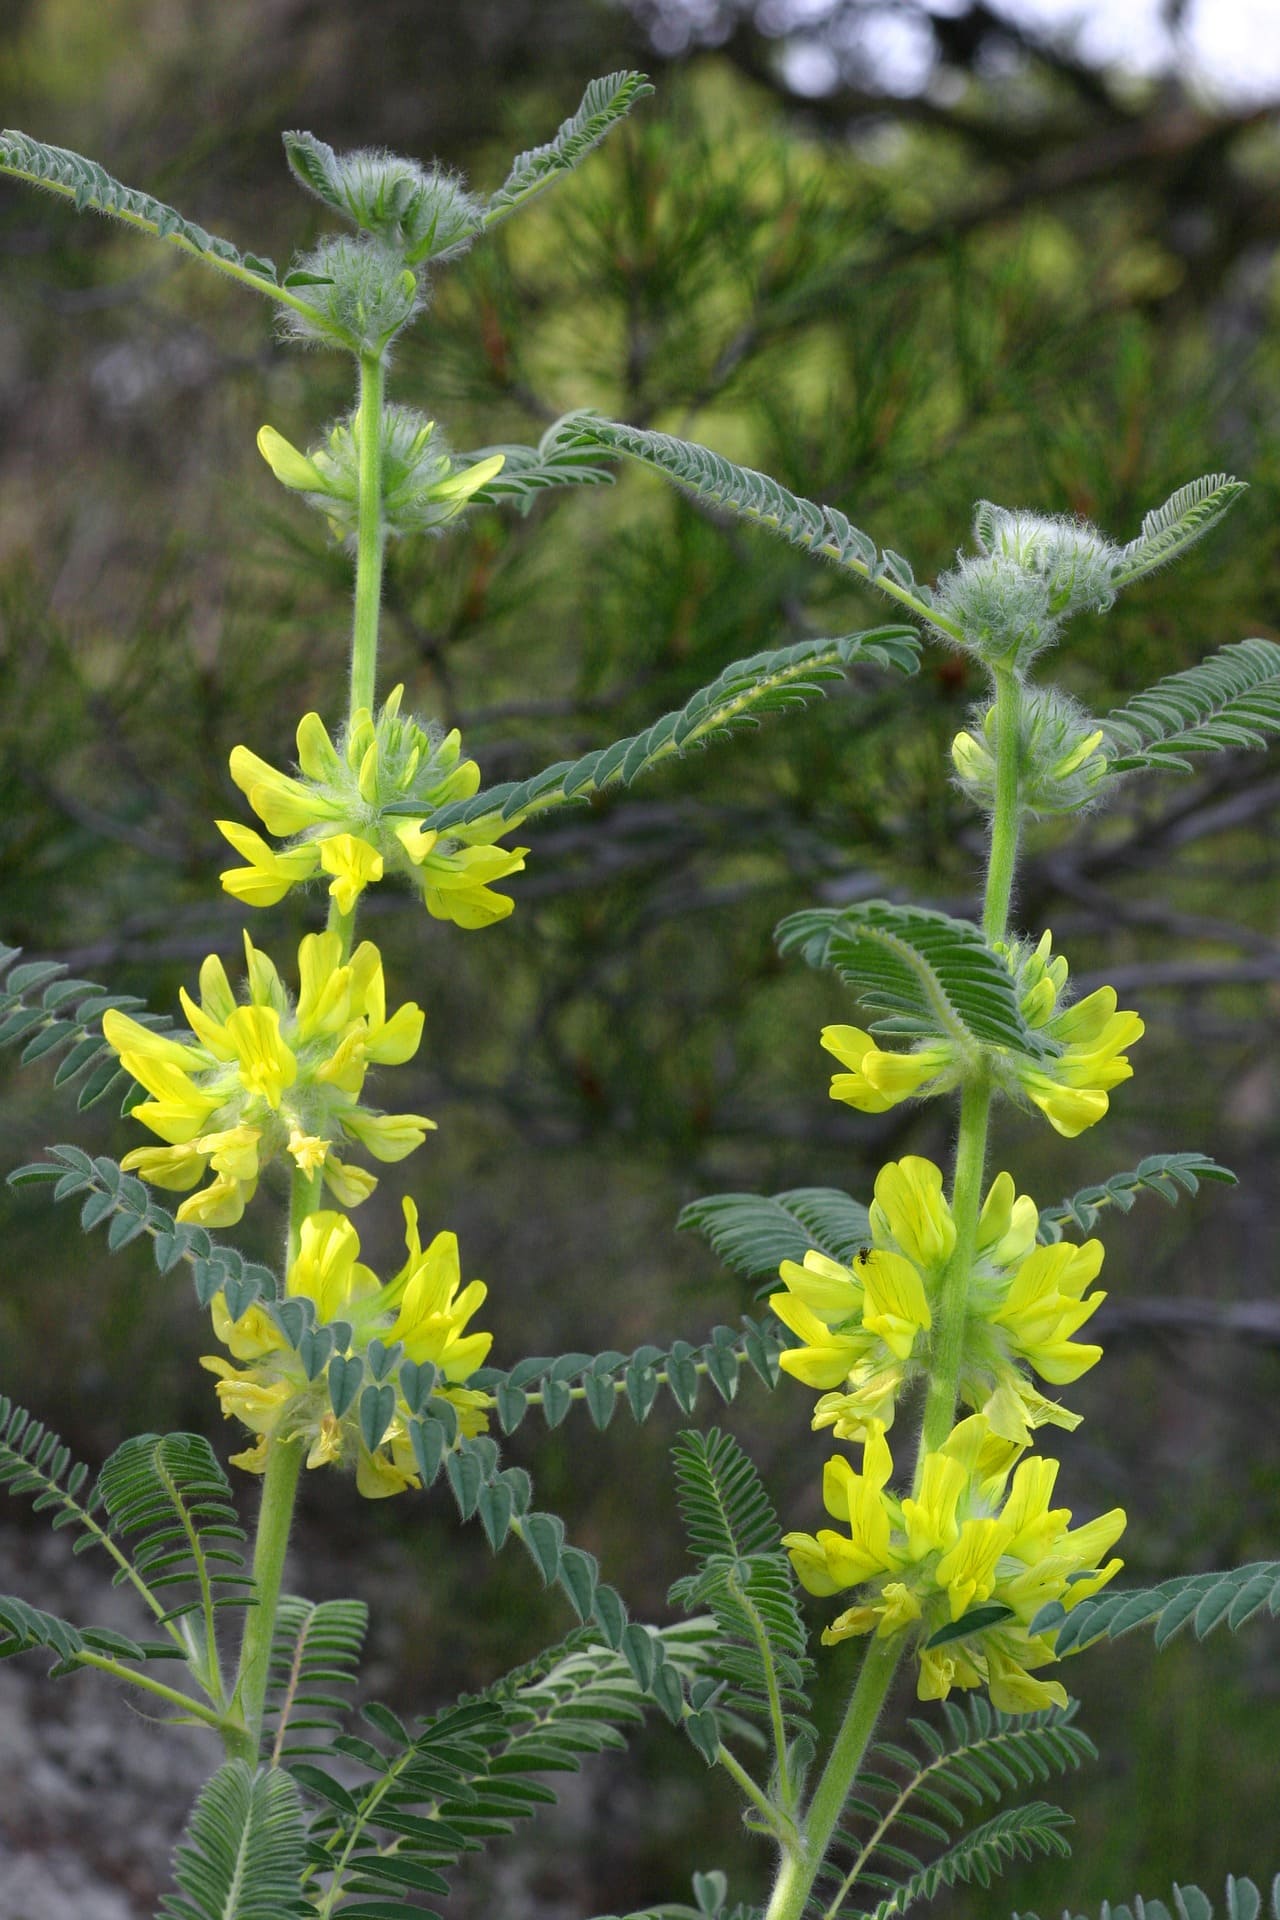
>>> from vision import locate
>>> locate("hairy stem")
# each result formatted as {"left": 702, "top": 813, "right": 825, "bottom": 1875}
{"left": 287, "top": 1163, "right": 324, "bottom": 1273}
{"left": 233, "top": 1436, "right": 304, "bottom": 1759}
{"left": 917, "top": 1072, "right": 993, "bottom": 1459}
{"left": 918, "top": 661, "right": 1023, "bottom": 1458}
{"left": 73, "top": 1650, "right": 232, "bottom": 1733}
{"left": 226, "top": 354, "right": 388, "bottom": 1765}
{"left": 717, "top": 1740, "right": 798, "bottom": 1848}
{"left": 763, "top": 1637, "right": 900, "bottom": 1920}
{"left": 763, "top": 655, "right": 1027, "bottom": 1914}
{"left": 982, "top": 665, "right": 1022, "bottom": 945}
{"left": 349, "top": 352, "right": 386, "bottom": 725}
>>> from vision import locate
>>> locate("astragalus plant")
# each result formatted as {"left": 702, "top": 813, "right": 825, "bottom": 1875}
{"left": 1, "top": 71, "right": 1278, "bottom": 1920}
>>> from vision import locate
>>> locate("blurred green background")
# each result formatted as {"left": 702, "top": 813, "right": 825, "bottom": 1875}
{"left": 1, "top": 1, "right": 1279, "bottom": 1914}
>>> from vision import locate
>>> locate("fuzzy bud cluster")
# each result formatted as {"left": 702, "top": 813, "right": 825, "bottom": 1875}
{"left": 971, "top": 502, "right": 1119, "bottom": 617}
{"left": 281, "top": 234, "right": 424, "bottom": 355}
{"left": 952, "top": 687, "right": 1109, "bottom": 818}
{"left": 258, "top": 405, "right": 503, "bottom": 542}
{"left": 277, "top": 134, "right": 485, "bottom": 355}
{"left": 933, "top": 501, "right": 1120, "bottom": 671}
{"left": 283, "top": 132, "right": 483, "bottom": 265}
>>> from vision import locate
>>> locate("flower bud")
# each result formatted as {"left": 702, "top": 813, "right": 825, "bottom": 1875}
{"left": 281, "top": 234, "right": 424, "bottom": 353}
{"left": 284, "top": 131, "right": 483, "bottom": 264}
{"left": 972, "top": 502, "right": 1119, "bottom": 616}
{"left": 256, "top": 402, "right": 503, "bottom": 542}
{"left": 951, "top": 687, "right": 1109, "bottom": 817}
{"left": 931, "top": 554, "right": 1061, "bottom": 670}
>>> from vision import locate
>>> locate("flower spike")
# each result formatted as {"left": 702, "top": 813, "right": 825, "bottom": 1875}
{"left": 771, "top": 1154, "right": 1105, "bottom": 1444}
{"left": 202, "top": 1204, "right": 493, "bottom": 1496}
{"left": 783, "top": 1415, "right": 1125, "bottom": 1711}
{"left": 104, "top": 931, "right": 433, "bottom": 1224}
{"left": 219, "top": 685, "right": 526, "bottom": 928}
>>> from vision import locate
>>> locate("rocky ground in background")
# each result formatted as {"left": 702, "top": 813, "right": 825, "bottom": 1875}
{"left": 0, "top": 1517, "right": 690, "bottom": 1920}
{"left": 0, "top": 1522, "right": 208, "bottom": 1920}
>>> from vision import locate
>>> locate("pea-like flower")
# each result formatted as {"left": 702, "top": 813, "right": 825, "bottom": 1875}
{"left": 821, "top": 931, "right": 1142, "bottom": 1139}
{"left": 201, "top": 1204, "right": 493, "bottom": 1497}
{"left": 770, "top": 1155, "right": 1106, "bottom": 1443}
{"left": 102, "top": 931, "right": 434, "bottom": 1227}
{"left": 782, "top": 1414, "right": 1125, "bottom": 1711}
{"left": 1007, "top": 931, "right": 1145, "bottom": 1137}
{"left": 218, "top": 684, "right": 526, "bottom": 929}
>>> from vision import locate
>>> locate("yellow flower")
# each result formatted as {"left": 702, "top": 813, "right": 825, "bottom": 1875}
{"left": 200, "top": 1204, "right": 494, "bottom": 1497}
{"left": 319, "top": 833, "right": 385, "bottom": 915}
{"left": 782, "top": 1422, "right": 904, "bottom": 1596}
{"left": 987, "top": 1240, "right": 1106, "bottom": 1385}
{"left": 869, "top": 1157, "right": 956, "bottom": 1271}
{"left": 1003, "top": 933, "right": 1144, "bottom": 1137}
{"left": 817, "top": 933, "right": 1141, "bottom": 1138}
{"left": 861, "top": 1252, "right": 933, "bottom": 1361}
{"left": 218, "top": 685, "right": 527, "bottom": 928}
{"left": 822, "top": 1025, "right": 954, "bottom": 1115}
{"left": 772, "top": 1155, "right": 1102, "bottom": 1440}
{"left": 105, "top": 930, "right": 430, "bottom": 1223}
{"left": 786, "top": 1414, "right": 1125, "bottom": 1709}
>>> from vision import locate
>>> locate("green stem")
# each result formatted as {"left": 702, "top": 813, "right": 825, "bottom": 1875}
{"left": 222, "top": 362, "right": 384, "bottom": 1770}
{"left": 287, "top": 1163, "right": 324, "bottom": 1273}
{"left": 982, "top": 665, "right": 1022, "bottom": 945}
{"left": 918, "top": 661, "right": 1022, "bottom": 1460}
{"left": 326, "top": 897, "right": 357, "bottom": 954}
{"left": 232, "top": 1435, "right": 305, "bottom": 1760}
{"left": 917, "top": 1072, "right": 993, "bottom": 1459}
{"left": 763, "top": 649, "right": 1029, "bottom": 1918}
{"left": 349, "top": 352, "right": 386, "bottom": 725}
{"left": 763, "top": 1637, "right": 901, "bottom": 1920}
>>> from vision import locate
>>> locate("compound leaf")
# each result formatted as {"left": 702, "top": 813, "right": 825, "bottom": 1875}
{"left": 562, "top": 416, "right": 942, "bottom": 628}
{"left": 484, "top": 73, "right": 655, "bottom": 225}
{"left": 156, "top": 1760, "right": 309, "bottom": 1920}
{"left": 776, "top": 902, "right": 1036, "bottom": 1054}
{"left": 1038, "top": 1152, "right": 1237, "bottom": 1242}
{"left": 1110, "top": 476, "right": 1247, "bottom": 591}
{"left": 679, "top": 1188, "right": 870, "bottom": 1283}
{"left": 0, "top": 130, "right": 288, "bottom": 303}
{"left": 1100, "top": 638, "right": 1280, "bottom": 774}
{"left": 390, "top": 626, "right": 919, "bottom": 832}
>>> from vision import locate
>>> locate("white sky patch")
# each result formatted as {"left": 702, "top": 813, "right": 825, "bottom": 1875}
{"left": 770, "top": 0, "right": 1280, "bottom": 101}
{"left": 1005, "top": 0, "right": 1280, "bottom": 104}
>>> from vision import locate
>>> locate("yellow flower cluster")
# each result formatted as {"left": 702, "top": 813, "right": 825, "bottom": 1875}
{"left": 781, "top": 916, "right": 1139, "bottom": 1709}
{"left": 822, "top": 931, "right": 1143, "bottom": 1139}
{"left": 103, "top": 931, "right": 433, "bottom": 1227}
{"left": 218, "top": 684, "right": 527, "bottom": 928}
{"left": 202, "top": 1204, "right": 492, "bottom": 1498}
{"left": 783, "top": 1415, "right": 1125, "bottom": 1711}
{"left": 770, "top": 1157, "right": 1105, "bottom": 1446}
